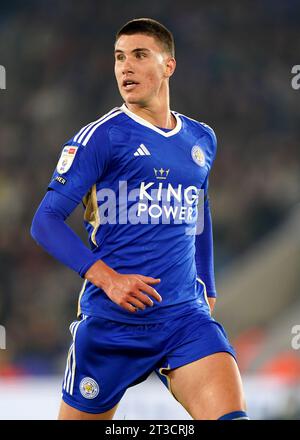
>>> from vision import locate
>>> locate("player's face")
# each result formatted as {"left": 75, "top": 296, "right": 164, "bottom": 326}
{"left": 114, "top": 33, "right": 174, "bottom": 106}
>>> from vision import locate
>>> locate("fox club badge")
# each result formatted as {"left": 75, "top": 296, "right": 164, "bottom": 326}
{"left": 191, "top": 145, "right": 206, "bottom": 167}
{"left": 79, "top": 377, "right": 99, "bottom": 399}
{"left": 56, "top": 146, "right": 78, "bottom": 174}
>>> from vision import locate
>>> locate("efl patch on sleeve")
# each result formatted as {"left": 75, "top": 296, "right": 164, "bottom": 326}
{"left": 56, "top": 146, "right": 78, "bottom": 174}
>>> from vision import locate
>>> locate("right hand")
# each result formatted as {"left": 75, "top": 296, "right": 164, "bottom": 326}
{"left": 85, "top": 260, "right": 162, "bottom": 313}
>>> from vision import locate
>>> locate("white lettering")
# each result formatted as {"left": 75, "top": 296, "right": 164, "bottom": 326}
{"left": 137, "top": 202, "right": 148, "bottom": 217}
{"left": 291, "top": 65, "right": 300, "bottom": 90}
{"left": 148, "top": 204, "right": 162, "bottom": 218}
{"left": 178, "top": 206, "right": 187, "bottom": 220}
{"left": 167, "top": 183, "right": 182, "bottom": 202}
{"left": 0, "top": 65, "right": 6, "bottom": 90}
{"left": 140, "top": 182, "right": 155, "bottom": 200}
{"left": 184, "top": 186, "right": 199, "bottom": 204}
{"left": 0, "top": 325, "right": 6, "bottom": 349}
{"left": 163, "top": 205, "right": 179, "bottom": 219}
{"left": 291, "top": 325, "right": 300, "bottom": 350}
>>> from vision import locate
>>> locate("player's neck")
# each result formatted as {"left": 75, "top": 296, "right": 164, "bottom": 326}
{"left": 125, "top": 97, "right": 176, "bottom": 130}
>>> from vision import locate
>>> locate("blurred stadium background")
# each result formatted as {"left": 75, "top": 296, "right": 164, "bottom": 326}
{"left": 0, "top": 0, "right": 299, "bottom": 419}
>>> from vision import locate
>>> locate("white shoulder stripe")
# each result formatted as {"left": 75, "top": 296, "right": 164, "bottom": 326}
{"left": 76, "top": 107, "right": 120, "bottom": 144}
{"left": 73, "top": 107, "right": 119, "bottom": 144}
{"left": 77, "top": 109, "right": 119, "bottom": 144}
{"left": 73, "top": 122, "right": 94, "bottom": 143}
{"left": 82, "top": 110, "right": 122, "bottom": 146}
{"left": 73, "top": 107, "right": 118, "bottom": 143}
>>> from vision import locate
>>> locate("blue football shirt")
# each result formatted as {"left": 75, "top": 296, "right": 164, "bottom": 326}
{"left": 48, "top": 104, "right": 217, "bottom": 322}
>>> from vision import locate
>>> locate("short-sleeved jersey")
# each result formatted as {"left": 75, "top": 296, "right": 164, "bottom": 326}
{"left": 48, "top": 104, "right": 217, "bottom": 323}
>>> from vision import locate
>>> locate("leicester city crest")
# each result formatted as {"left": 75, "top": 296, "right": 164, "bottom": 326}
{"left": 191, "top": 145, "right": 206, "bottom": 167}
{"left": 79, "top": 377, "right": 99, "bottom": 399}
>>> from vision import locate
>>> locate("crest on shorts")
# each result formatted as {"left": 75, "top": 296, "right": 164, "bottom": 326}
{"left": 56, "top": 146, "right": 78, "bottom": 174}
{"left": 79, "top": 377, "right": 99, "bottom": 399}
{"left": 191, "top": 145, "right": 206, "bottom": 167}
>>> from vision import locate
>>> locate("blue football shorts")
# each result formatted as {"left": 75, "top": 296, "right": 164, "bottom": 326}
{"left": 61, "top": 308, "right": 236, "bottom": 413}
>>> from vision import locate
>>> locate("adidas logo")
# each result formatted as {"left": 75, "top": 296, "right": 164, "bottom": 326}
{"left": 134, "top": 144, "right": 151, "bottom": 156}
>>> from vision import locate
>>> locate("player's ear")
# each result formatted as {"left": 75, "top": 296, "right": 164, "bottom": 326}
{"left": 164, "top": 57, "right": 176, "bottom": 78}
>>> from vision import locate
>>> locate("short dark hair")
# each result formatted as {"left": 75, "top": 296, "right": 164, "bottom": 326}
{"left": 115, "top": 18, "right": 175, "bottom": 57}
